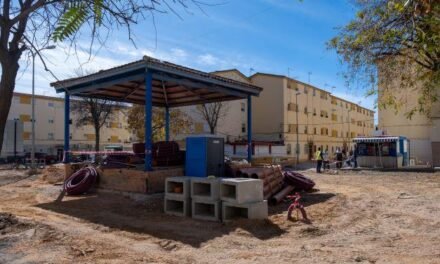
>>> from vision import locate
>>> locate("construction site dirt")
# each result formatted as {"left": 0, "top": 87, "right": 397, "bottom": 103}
{"left": 0, "top": 167, "right": 439, "bottom": 263}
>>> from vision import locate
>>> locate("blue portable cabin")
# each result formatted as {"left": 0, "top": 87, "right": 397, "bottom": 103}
{"left": 353, "top": 136, "right": 409, "bottom": 168}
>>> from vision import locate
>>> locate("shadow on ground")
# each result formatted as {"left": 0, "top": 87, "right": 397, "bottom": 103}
{"left": 36, "top": 192, "right": 286, "bottom": 248}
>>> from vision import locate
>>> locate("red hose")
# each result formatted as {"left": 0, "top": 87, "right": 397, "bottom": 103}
{"left": 64, "top": 167, "right": 98, "bottom": 195}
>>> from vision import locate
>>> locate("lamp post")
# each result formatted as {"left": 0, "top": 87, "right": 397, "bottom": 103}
{"left": 295, "top": 92, "right": 301, "bottom": 166}
{"left": 30, "top": 45, "right": 56, "bottom": 169}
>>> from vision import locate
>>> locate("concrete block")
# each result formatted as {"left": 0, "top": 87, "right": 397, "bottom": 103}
{"left": 222, "top": 200, "right": 268, "bottom": 221}
{"left": 191, "top": 199, "right": 221, "bottom": 222}
{"left": 191, "top": 177, "right": 221, "bottom": 201}
{"left": 165, "top": 176, "right": 191, "bottom": 199}
{"left": 164, "top": 197, "right": 191, "bottom": 217}
{"left": 220, "top": 178, "right": 263, "bottom": 204}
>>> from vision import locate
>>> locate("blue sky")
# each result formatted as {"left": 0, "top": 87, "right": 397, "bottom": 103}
{"left": 15, "top": 0, "right": 375, "bottom": 112}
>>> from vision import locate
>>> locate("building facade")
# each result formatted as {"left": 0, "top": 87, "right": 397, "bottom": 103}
{"left": 177, "top": 70, "right": 249, "bottom": 143}
{"left": 249, "top": 73, "right": 375, "bottom": 161}
{"left": 179, "top": 70, "right": 374, "bottom": 161}
{"left": 4, "top": 92, "right": 133, "bottom": 157}
{"left": 377, "top": 63, "right": 440, "bottom": 166}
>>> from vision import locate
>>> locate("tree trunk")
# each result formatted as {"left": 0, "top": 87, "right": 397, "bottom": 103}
{"left": 94, "top": 125, "right": 100, "bottom": 152}
{"left": 209, "top": 125, "right": 215, "bottom": 134}
{"left": 0, "top": 58, "right": 20, "bottom": 156}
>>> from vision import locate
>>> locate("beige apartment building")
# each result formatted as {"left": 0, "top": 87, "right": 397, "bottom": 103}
{"left": 5, "top": 92, "right": 133, "bottom": 157}
{"left": 180, "top": 69, "right": 374, "bottom": 161}
{"left": 249, "top": 73, "right": 375, "bottom": 161}
{"left": 377, "top": 63, "right": 440, "bottom": 166}
{"left": 178, "top": 70, "right": 249, "bottom": 143}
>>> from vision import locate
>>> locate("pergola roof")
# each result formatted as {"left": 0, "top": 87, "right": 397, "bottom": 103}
{"left": 51, "top": 56, "right": 263, "bottom": 107}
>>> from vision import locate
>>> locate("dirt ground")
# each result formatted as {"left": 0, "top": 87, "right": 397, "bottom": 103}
{"left": 0, "top": 167, "right": 439, "bottom": 264}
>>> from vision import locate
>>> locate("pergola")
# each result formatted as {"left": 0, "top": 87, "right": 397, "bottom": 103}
{"left": 51, "top": 56, "right": 263, "bottom": 171}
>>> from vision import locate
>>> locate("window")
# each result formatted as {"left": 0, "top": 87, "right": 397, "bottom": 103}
{"left": 20, "top": 95, "right": 31, "bottom": 104}
{"left": 240, "top": 102, "right": 245, "bottom": 112}
{"left": 288, "top": 103, "right": 298, "bottom": 112}
{"left": 304, "top": 126, "right": 308, "bottom": 134}
{"left": 304, "top": 86, "right": 308, "bottom": 94}
{"left": 48, "top": 119, "right": 54, "bottom": 124}
{"left": 241, "top": 123, "right": 246, "bottom": 133}
{"left": 84, "top": 134, "right": 95, "bottom": 140}
{"left": 48, "top": 133, "right": 54, "bottom": 140}
{"left": 20, "top": 114, "right": 31, "bottom": 122}
{"left": 331, "top": 114, "right": 337, "bottom": 121}
{"left": 304, "top": 144, "right": 309, "bottom": 154}
{"left": 312, "top": 89, "right": 316, "bottom": 96}
{"left": 48, "top": 102, "right": 55, "bottom": 107}
{"left": 22, "top": 132, "right": 31, "bottom": 140}
{"left": 332, "top": 130, "right": 338, "bottom": 137}
{"left": 313, "top": 127, "right": 317, "bottom": 135}
{"left": 313, "top": 108, "right": 316, "bottom": 116}
{"left": 288, "top": 124, "right": 298, "bottom": 133}
{"left": 321, "top": 127, "right": 328, "bottom": 135}
{"left": 320, "top": 91, "right": 328, "bottom": 100}
{"left": 304, "top": 106, "right": 308, "bottom": 114}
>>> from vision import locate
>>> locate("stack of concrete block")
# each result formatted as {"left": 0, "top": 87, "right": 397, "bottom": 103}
{"left": 191, "top": 177, "right": 222, "bottom": 221}
{"left": 164, "top": 176, "right": 192, "bottom": 217}
{"left": 220, "top": 178, "right": 268, "bottom": 221}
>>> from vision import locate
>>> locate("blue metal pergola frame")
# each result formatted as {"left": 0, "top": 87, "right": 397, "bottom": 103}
{"left": 53, "top": 56, "right": 262, "bottom": 171}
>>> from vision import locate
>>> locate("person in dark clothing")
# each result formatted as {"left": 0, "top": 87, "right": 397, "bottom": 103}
{"left": 335, "top": 147, "right": 343, "bottom": 169}
{"left": 353, "top": 144, "right": 358, "bottom": 168}
{"left": 315, "top": 147, "right": 323, "bottom": 173}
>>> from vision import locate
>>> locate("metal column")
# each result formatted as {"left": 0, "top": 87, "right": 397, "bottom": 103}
{"left": 247, "top": 95, "right": 252, "bottom": 162}
{"left": 144, "top": 70, "right": 153, "bottom": 171}
{"left": 165, "top": 107, "right": 170, "bottom": 142}
{"left": 63, "top": 92, "right": 70, "bottom": 163}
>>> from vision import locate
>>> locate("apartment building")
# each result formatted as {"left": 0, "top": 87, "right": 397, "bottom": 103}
{"left": 377, "top": 63, "right": 440, "bottom": 166}
{"left": 249, "top": 73, "right": 375, "bottom": 161}
{"left": 177, "top": 69, "right": 249, "bottom": 143}
{"left": 4, "top": 92, "right": 133, "bottom": 157}
{"left": 179, "top": 69, "right": 374, "bottom": 161}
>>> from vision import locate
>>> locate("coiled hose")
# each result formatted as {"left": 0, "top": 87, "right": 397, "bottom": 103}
{"left": 64, "top": 167, "right": 98, "bottom": 195}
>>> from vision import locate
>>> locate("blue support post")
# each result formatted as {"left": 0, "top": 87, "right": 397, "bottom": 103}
{"left": 144, "top": 70, "right": 153, "bottom": 171}
{"left": 165, "top": 107, "right": 170, "bottom": 142}
{"left": 247, "top": 95, "right": 252, "bottom": 162}
{"left": 63, "top": 92, "right": 70, "bottom": 163}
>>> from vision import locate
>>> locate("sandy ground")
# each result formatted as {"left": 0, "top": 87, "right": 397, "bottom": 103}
{"left": 0, "top": 167, "right": 439, "bottom": 264}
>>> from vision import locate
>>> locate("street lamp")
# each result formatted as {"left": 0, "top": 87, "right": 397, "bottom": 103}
{"left": 295, "top": 92, "right": 301, "bottom": 166}
{"left": 30, "top": 45, "right": 56, "bottom": 169}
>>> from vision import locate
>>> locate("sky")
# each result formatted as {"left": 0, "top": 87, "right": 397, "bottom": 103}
{"left": 14, "top": 0, "right": 376, "bottom": 112}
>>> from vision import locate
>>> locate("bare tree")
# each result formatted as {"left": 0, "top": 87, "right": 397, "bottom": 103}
{"left": 0, "top": 0, "right": 207, "bottom": 158}
{"left": 71, "top": 97, "right": 120, "bottom": 151}
{"left": 196, "top": 102, "right": 228, "bottom": 134}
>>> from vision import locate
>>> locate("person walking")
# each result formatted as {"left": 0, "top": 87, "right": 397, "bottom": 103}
{"left": 315, "top": 147, "right": 323, "bottom": 173}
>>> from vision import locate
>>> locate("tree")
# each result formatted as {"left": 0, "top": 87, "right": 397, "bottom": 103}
{"left": 71, "top": 97, "right": 120, "bottom": 151}
{"left": 328, "top": 0, "right": 440, "bottom": 117}
{"left": 195, "top": 102, "right": 228, "bottom": 134}
{"left": 0, "top": 0, "right": 204, "bottom": 160}
{"left": 127, "top": 105, "right": 193, "bottom": 142}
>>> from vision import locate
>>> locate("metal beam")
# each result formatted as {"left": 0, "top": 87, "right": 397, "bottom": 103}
{"left": 63, "top": 93, "right": 70, "bottom": 163}
{"left": 59, "top": 71, "right": 145, "bottom": 94}
{"left": 144, "top": 70, "right": 153, "bottom": 171}
{"left": 152, "top": 73, "right": 248, "bottom": 98}
{"left": 165, "top": 107, "right": 170, "bottom": 142}
{"left": 247, "top": 95, "right": 252, "bottom": 162}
